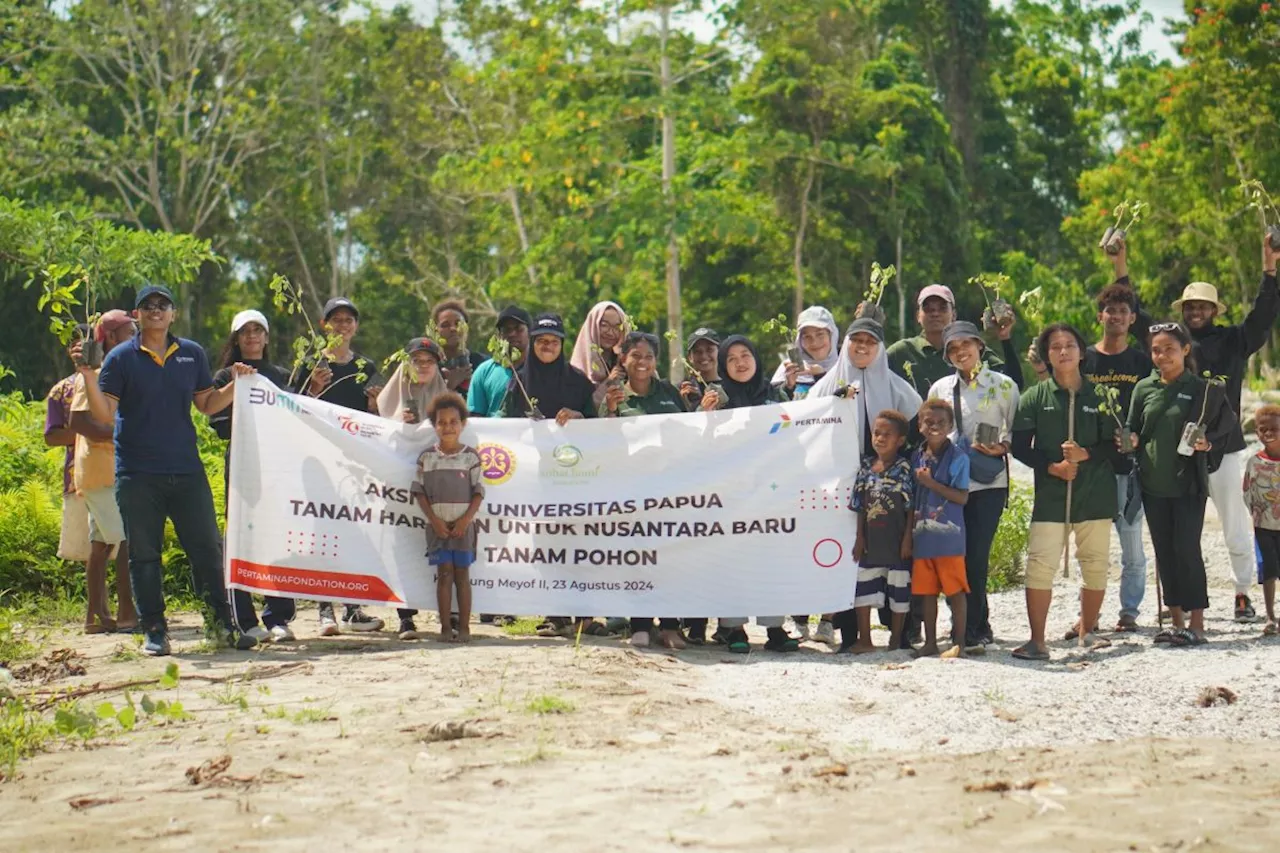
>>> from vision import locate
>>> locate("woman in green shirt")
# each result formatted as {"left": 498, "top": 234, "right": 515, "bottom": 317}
{"left": 603, "top": 332, "right": 717, "bottom": 649}
{"left": 1127, "top": 323, "right": 1236, "bottom": 646}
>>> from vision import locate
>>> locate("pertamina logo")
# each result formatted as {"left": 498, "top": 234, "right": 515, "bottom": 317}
{"left": 478, "top": 443, "right": 517, "bottom": 486}
{"left": 769, "top": 413, "right": 842, "bottom": 435}
{"left": 337, "top": 415, "right": 384, "bottom": 439}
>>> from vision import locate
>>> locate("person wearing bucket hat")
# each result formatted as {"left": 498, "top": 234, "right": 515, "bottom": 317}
{"left": 1168, "top": 234, "right": 1280, "bottom": 622}
{"left": 210, "top": 309, "right": 296, "bottom": 643}
{"left": 1083, "top": 277, "right": 1153, "bottom": 633}
{"left": 928, "top": 321, "right": 1019, "bottom": 651}
{"left": 770, "top": 306, "right": 838, "bottom": 403}
{"left": 292, "top": 296, "right": 386, "bottom": 636}
{"left": 887, "top": 284, "right": 1024, "bottom": 400}
{"left": 468, "top": 305, "right": 532, "bottom": 418}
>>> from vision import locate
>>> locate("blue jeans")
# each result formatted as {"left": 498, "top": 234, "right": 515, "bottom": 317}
{"left": 116, "top": 472, "right": 231, "bottom": 632}
{"left": 1115, "top": 473, "right": 1148, "bottom": 619}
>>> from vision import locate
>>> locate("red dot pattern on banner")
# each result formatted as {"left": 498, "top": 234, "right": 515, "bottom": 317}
{"left": 284, "top": 531, "right": 340, "bottom": 558}
{"left": 797, "top": 487, "right": 854, "bottom": 511}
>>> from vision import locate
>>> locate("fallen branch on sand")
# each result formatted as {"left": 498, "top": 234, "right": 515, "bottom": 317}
{"left": 25, "top": 662, "right": 314, "bottom": 710}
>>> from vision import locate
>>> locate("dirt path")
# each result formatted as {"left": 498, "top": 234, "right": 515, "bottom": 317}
{"left": 3, "top": 609, "right": 1278, "bottom": 852}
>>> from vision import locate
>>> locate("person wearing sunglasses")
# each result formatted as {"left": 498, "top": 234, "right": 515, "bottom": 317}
{"left": 1168, "top": 234, "right": 1280, "bottom": 623}
{"left": 1127, "top": 323, "right": 1237, "bottom": 646}
{"left": 76, "top": 285, "right": 259, "bottom": 656}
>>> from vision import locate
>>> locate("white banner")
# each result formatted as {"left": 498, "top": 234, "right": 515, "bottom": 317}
{"left": 226, "top": 374, "right": 862, "bottom": 615}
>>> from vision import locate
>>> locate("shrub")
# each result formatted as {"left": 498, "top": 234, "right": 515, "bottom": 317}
{"left": 988, "top": 485, "right": 1031, "bottom": 592}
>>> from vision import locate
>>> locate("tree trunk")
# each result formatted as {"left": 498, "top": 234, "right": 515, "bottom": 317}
{"left": 895, "top": 218, "right": 906, "bottom": 340}
{"left": 660, "top": 5, "right": 683, "bottom": 382}
{"left": 506, "top": 186, "right": 539, "bottom": 288}
{"left": 793, "top": 158, "right": 816, "bottom": 321}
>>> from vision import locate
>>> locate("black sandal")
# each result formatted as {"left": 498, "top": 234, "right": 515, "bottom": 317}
{"left": 763, "top": 627, "right": 799, "bottom": 653}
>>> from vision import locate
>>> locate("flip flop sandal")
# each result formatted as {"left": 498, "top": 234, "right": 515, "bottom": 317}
{"left": 1079, "top": 634, "right": 1112, "bottom": 651}
{"left": 1011, "top": 645, "right": 1050, "bottom": 661}
{"left": 1164, "top": 630, "right": 1195, "bottom": 648}
{"left": 1062, "top": 626, "right": 1081, "bottom": 641}
{"left": 1153, "top": 630, "right": 1175, "bottom": 644}
{"left": 1114, "top": 617, "right": 1138, "bottom": 633}
{"left": 1263, "top": 622, "right": 1278, "bottom": 636}
{"left": 1185, "top": 631, "right": 1208, "bottom": 646}
{"left": 726, "top": 630, "right": 750, "bottom": 654}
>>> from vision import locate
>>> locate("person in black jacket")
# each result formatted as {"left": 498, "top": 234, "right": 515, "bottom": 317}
{"left": 211, "top": 310, "right": 297, "bottom": 643}
{"left": 1170, "top": 234, "right": 1280, "bottom": 622}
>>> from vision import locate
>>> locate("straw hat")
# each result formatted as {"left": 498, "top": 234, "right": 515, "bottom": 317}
{"left": 1172, "top": 282, "right": 1227, "bottom": 314}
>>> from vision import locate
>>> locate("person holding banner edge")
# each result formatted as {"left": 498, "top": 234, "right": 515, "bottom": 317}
{"left": 77, "top": 284, "right": 258, "bottom": 656}
{"left": 211, "top": 309, "right": 297, "bottom": 643}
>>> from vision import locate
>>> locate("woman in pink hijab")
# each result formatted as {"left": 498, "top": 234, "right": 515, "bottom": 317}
{"left": 570, "top": 301, "right": 631, "bottom": 386}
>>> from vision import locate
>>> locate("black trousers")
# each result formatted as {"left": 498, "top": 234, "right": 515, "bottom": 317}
{"left": 1144, "top": 492, "right": 1210, "bottom": 612}
{"left": 964, "top": 488, "right": 1007, "bottom": 642}
{"left": 1257, "top": 527, "right": 1280, "bottom": 583}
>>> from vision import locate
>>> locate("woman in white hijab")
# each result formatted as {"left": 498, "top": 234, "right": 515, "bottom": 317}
{"left": 771, "top": 306, "right": 840, "bottom": 399}
{"left": 377, "top": 337, "right": 449, "bottom": 424}
{"left": 801, "top": 318, "right": 923, "bottom": 647}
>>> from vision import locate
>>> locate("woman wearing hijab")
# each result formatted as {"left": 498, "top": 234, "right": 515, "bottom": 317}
{"left": 503, "top": 313, "right": 596, "bottom": 423}
{"left": 570, "top": 300, "right": 631, "bottom": 392}
{"left": 377, "top": 337, "right": 450, "bottom": 640}
{"left": 927, "top": 321, "right": 1018, "bottom": 652}
{"left": 771, "top": 306, "right": 840, "bottom": 401}
{"left": 705, "top": 336, "right": 801, "bottom": 653}
{"left": 506, "top": 313, "right": 602, "bottom": 638}
{"left": 377, "top": 338, "right": 449, "bottom": 425}
{"left": 809, "top": 318, "right": 923, "bottom": 649}
{"left": 212, "top": 310, "right": 296, "bottom": 643}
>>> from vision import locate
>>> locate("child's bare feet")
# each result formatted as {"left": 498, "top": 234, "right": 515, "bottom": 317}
{"left": 849, "top": 641, "right": 877, "bottom": 655}
{"left": 439, "top": 628, "right": 454, "bottom": 643}
{"left": 1263, "top": 619, "right": 1277, "bottom": 636}
{"left": 911, "top": 643, "right": 940, "bottom": 658}
{"left": 940, "top": 645, "right": 964, "bottom": 659}
{"left": 457, "top": 628, "right": 471, "bottom": 644}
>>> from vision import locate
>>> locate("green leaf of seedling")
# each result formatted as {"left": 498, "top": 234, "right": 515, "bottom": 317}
{"left": 160, "top": 662, "right": 179, "bottom": 689}
{"left": 96, "top": 702, "right": 117, "bottom": 720}
{"left": 140, "top": 695, "right": 156, "bottom": 715}
{"left": 116, "top": 706, "right": 136, "bottom": 731}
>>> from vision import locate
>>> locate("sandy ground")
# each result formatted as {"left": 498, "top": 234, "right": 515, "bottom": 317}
{"left": 3, "top": 441, "right": 1280, "bottom": 851}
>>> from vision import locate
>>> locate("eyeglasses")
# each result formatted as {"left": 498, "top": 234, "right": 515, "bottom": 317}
{"left": 598, "top": 321, "right": 626, "bottom": 333}
{"left": 1149, "top": 322, "right": 1180, "bottom": 334}
{"left": 138, "top": 300, "right": 172, "bottom": 312}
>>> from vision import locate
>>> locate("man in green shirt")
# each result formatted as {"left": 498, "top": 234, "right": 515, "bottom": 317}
{"left": 887, "top": 284, "right": 1024, "bottom": 397}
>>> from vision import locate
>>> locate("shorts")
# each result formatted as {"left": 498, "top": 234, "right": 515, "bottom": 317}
{"left": 57, "top": 492, "right": 92, "bottom": 562}
{"left": 1257, "top": 528, "right": 1280, "bottom": 583}
{"left": 1025, "top": 520, "right": 1110, "bottom": 591}
{"left": 911, "top": 556, "right": 969, "bottom": 597}
{"left": 854, "top": 563, "right": 912, "bottom": 614}
{"left": 429, "top": 549, "right": 475, "bottom": 569}
{"left": 82, "top": 486, "right": 126, "bottom": 545}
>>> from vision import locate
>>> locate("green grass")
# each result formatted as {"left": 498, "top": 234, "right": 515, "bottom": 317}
{"left": 988, "top": 485, "right": 1031, "bottom": 592}
{"left": 501, "top": 616, "right": 543, "bottom": 636}
{"left": 524, "top": 694, "right": 574, "bottom": 715}
{"left": 0, "top": 699, "right": 57, "bottom": 781}
{"left": 262, "top": 704, "right": 336, "bottom": 725}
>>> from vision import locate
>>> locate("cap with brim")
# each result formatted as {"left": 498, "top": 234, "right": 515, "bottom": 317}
{"left": 686, "top": 327, "right": 720, "bottom": 351}
{"left": 135, "top": 285, "right": 176, "bottom": 309}
{"left": 917, "top": 284, "right": 955, "bottom": 307}
{"left": 530, "top": 312, "right": 566, "bottom": 339}
{"left": 406, "top": 337, "right": 443, "bottom": 361}
{"left": 231, "top": 309, "right": 270, "bottom": 334}
{"left": 496, "top": 305, "right": 532, "bottom": 328}
{"left": 1172, "top": 282, "right": 1227, "bottom": 314}
{"left": 941, "top": 321, "right": 985, "bottom": 361}
{"left": 323, "top": 297, "right": 359, "bottom": 321}
{"left": 845, "top": 317, "right": 885, "bottom": 343}
{"left": 95, "top": 310, "right": 133, "bottom": 343}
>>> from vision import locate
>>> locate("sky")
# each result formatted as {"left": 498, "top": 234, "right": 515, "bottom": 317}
{"left": 389, "top": 0, "right": 1190, "bottom": 61}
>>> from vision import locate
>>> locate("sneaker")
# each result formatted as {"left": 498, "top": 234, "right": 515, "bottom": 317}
{"left": 1234, "top": 594, "right": 1258, "bottom": 623}
{"left": 226, "top": 629, "right": 259, "bottom": 651}
{"left": 630, "top": 631, "right": 651, "bottom": 648}
{"left": 318, "top": 611, "right": 340, "bottom": 636}
{"left": 764, "top": 627, "right": 800, "bottom": 653}
{"left": 814, "top": 620, "right": 835, "bottom": 645}
{"left": 792, "top": 618, "right": 812, "bottom": 641}
{"left": 268, "top": 624, "right": 296, "bottom": 642}
{"left": 398, "top": 618, "right": 420, "bottom": 640}
{"left": 342, "top": 607, "right": 385, "bottom": 633}
{"left": 244, "top": 625, "right": 271, "bottom": 644}
{"left": 143, "top": 626, "right": 171, "bottom": 656}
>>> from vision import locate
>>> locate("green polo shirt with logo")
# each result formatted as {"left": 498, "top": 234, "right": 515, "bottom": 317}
{"left": 1011, "top": 377, "right": 1118, "bottom": 523}
{"left": 602, "top": 380, "right": 688, "bottom": 418}
{"left": 1127, "top": 371, "right": 1199, "bottom": 498}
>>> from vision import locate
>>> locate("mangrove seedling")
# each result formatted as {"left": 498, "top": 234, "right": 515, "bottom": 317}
{"left": 1099, "top": 199, "right": 1147, "bottom": 255}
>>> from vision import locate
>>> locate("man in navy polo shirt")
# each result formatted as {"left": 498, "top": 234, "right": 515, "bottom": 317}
{"left": 78, "top": 284, "right": 258, "bottom": 655}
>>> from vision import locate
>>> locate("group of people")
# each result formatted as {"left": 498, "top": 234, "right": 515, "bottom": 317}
{"left": 45, "top": 232, "right": 1280, "bottom": 658}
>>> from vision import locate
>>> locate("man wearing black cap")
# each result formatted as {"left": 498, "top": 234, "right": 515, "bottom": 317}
{"left": 77, "top": 285, "right": 258, "bottom": 655}
{"left": 467, "top": 305, "right": 532, "bottom": 418}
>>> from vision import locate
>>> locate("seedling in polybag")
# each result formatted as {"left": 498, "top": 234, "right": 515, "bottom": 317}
{"left": 1099, "top": 200, "right": 1146, "bottom": 255}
